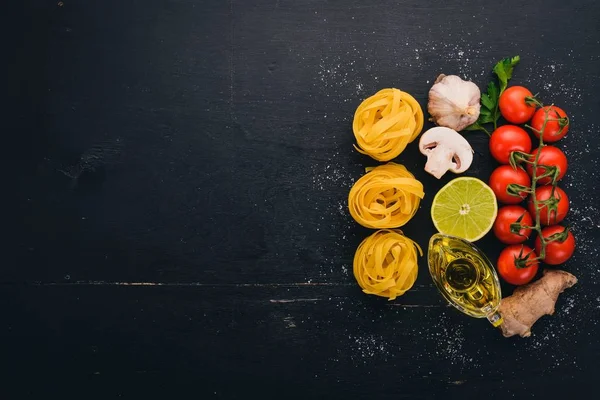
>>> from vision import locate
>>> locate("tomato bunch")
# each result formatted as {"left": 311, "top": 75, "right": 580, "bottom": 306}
{"left": 489, "top": 86, "right": 575, "bottom": 286}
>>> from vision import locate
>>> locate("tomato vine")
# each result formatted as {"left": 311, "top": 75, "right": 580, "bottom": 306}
{"left": 507, "top": 100, "right": 571, "bottom": 265}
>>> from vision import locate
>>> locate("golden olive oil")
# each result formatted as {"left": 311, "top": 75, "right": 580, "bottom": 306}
{"left": 428, "top": 233, "right": 503, "bottom": 326}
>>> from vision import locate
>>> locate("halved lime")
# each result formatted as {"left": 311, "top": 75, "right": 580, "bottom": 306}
{"left": 431, "top": 177, "right": 498, "bottom": 242}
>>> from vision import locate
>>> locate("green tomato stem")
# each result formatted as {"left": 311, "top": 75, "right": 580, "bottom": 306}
{"left": 526, "top": 105, "right": 556, "bottom": 262}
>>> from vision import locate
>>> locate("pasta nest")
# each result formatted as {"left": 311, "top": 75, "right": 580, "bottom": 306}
{"left": 353, "top": 229, "right": 422, "bottom": 300}
{"left": 348, "top": 163, "right": 424, "bottom": 229}
{"left": 352, "top": 88, "right": 424, "bottom": 161}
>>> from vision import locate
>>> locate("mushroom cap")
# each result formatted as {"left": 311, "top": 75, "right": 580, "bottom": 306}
{"left": 419, "top": 127, "right": 474, "bottom": 178}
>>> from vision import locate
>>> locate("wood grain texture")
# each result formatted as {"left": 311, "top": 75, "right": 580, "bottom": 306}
{"left": 4, "top": 0, "right": 600, "bottom": 398}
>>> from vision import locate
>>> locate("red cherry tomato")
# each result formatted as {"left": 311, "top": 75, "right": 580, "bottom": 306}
{"left": 497, "top": 245, "right": 539, "bottom": 285}
{"left": 530, "top": 106, "right": 569, "bottom": 142}
{"left": 499, "top": 86, "right": 537, "bottom": 124}
{"left": 534, "top": 225, "right": 576, "bottom": 265}
{"left": 489, "top": 165, "right": 531, "bottom": 204}
{"left": 528, "top": 186, "right": 569, "bottom": 226}
{"left": 493, "top": 205, "right": 533, "bottom": 244}
{"left": 489, "top": 125, "right": 532, "bottom": 164}
{"left": 526, "top": 146, "right": 568, "bottom": 185}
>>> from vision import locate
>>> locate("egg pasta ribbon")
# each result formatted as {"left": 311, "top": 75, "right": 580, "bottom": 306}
{"left": 353, "top": 229, "right": 422, "bottom": 300}
{"left": 353, "top": 88, "right": 424, "bottom": 161}
{"left": 348, "top": 163, "right": 424, "bottom": 229}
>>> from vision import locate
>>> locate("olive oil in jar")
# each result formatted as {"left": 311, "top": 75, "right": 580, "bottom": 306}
{"left": 428, "top": 233, "right": 503, "bottom": 327}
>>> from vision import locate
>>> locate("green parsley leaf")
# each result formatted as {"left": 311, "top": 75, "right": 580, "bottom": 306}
{"left": 477, "top": 109, "right": 495, "bottom": 125}
{"left": 464, "top": 121, "right": 485, "bottom": 132}
{"left": 480, "top": 82, "right": 499, "bottom": 110}
{"left": 493, "top": 55, "right": 520, "bottom": 93}
{"left": 465, "top": 55, "right": 520, "bottom": 135}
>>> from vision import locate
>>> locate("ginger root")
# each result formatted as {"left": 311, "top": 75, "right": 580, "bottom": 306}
{"left": 498, "top": 269, "right": 577, "bottom": 338}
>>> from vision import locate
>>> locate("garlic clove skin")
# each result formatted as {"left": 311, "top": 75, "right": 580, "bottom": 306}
{"left": 428, "top": 74, "right": 481, "bottom": 131}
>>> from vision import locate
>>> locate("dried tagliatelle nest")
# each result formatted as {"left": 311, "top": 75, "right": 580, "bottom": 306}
{"left": 353, "top": 88, "right": 424, "bottom": 161}
{"left": 353, "top": 229, "right": 422, "bottom": 300}
{"left": 348, "top": 163, "right": 424, "bottom": 229}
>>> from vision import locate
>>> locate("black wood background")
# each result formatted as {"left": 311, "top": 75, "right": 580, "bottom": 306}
{"left": 5, "top": 0, "right": 600, "bottom": 398}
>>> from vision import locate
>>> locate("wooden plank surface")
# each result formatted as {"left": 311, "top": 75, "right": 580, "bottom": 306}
{"left": 4, "top": 0, "right": 600, "bottom": 398}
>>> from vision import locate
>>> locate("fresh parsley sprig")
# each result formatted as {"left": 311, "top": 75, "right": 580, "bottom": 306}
{"left": 465, "top": 55, "right": 521, "bottom": 136}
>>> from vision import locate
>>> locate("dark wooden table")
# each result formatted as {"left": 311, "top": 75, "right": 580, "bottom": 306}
{"left": 5, "top": 0, "right": 600, "bottom": 398}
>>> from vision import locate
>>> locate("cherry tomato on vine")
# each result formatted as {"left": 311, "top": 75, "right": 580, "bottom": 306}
{"left": 489, "top": 165, "right": 531, "bottom": 204}
{"left": 526, "top": 146, "right": 568, "bottom": 185}
{"left": 497, "top": 244, "right": 539, "bottom": 285}
{"left": 493, "top": 205, "right": 533, "bottom": 244}
{"left": 498, "top": 86, "right": 537, "bottom": 124}
{"left": 534, "top": 225, "right": 575, "bottom": 265}
{"left": 530, "top": 106, "right": 569, "bottom": 142}
{"left": 528, "top": 186, "right": 569, "bottom": 226}
{"left": 489, "top": 125, "right": 532, "bottom": 164}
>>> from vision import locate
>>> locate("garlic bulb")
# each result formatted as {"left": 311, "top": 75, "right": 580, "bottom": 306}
{"left": 428, "top": 74, "right": 481, "bottom": 131}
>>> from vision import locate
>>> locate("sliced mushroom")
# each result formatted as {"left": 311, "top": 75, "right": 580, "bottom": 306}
{"left": 418, "top": 127, "right": 474, "bottom": 179}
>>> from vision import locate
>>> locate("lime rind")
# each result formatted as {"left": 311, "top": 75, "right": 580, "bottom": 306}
{"left": 431, "top": 177, "right": 498, "bottom": 242}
